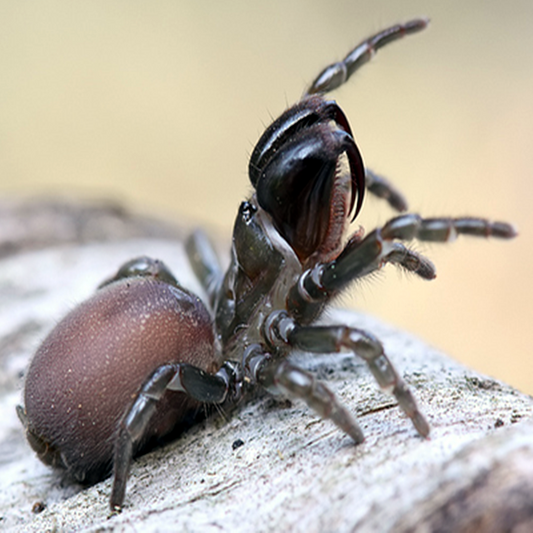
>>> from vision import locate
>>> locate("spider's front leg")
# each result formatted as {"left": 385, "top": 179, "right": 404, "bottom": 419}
{"left": 305, "top": 17, "right": 429, "bottom": 96}
{"left": 365, "top": 168, "right": 408, "bottom": 212}
{"left": 288, "top": 214, "right": 517, "bottom": 323}
{"left": 270, "top": 216, "right": 516, "bottom": 440}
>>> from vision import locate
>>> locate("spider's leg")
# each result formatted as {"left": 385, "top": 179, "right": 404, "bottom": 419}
{"left": 242, "top": 345, "right": 364, "bottom": 443}
{"left": 185, "top": 230, "right": 224, "bottom": 309}
{"left": 264, "top": 313, "right": 429, "bottom": 439}
{"left": 111, "top": 361, "right": 239, "bottom": 512}
{"left": 324, "top": 215, "right": 517, "bottom": 292}
{"left": 365, "top": 168, "right": 408, "bottom": 212}
{"left": 305, "top": 18, "right": 429, "bottom": 96}
{"left": 379, "top": 241, "right": 436, "bottom": 279}
{"left": 98, "top": 256, "right": 181, "bottom": 289}
{"left": 288, "top": 214, "right": 517, "bottom": 322}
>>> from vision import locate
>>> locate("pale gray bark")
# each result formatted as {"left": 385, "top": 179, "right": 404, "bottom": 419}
{"left": 0, "top": 200, "right": 532, "bottom": 533}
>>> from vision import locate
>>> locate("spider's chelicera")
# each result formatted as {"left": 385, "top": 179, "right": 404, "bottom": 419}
{"left": 17, "top": 18, "right": 517, "bottom": 512}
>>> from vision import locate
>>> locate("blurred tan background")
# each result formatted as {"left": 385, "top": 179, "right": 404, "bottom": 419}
{"left": 1, "top": 2, "right": 531, "bottom": 393}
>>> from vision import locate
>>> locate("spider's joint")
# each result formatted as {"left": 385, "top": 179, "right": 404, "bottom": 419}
{"left": 263, "top": 310, "right": 295, "bottom": 347}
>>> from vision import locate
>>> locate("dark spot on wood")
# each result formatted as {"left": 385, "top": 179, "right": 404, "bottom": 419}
{"left": 232, "top": 438, "right": 245, "bottom": 450}
{"left": 32, "top": 501, "right": 46, "bottom": 514}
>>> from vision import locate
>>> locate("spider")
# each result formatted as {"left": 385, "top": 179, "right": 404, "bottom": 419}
{"left": 17, "top": 18, "right": 517, "bottom": 512}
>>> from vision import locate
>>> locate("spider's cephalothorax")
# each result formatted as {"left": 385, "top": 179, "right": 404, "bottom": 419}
{"left": 17, "top": 18, "right": 517, "bottom": 512}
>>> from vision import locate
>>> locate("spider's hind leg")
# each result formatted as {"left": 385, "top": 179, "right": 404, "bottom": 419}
{"left": 111, "top": 361, "right": 240, "bottom": 512}
{"left": 185, "top": 230, "right": 224, "bottom": 308}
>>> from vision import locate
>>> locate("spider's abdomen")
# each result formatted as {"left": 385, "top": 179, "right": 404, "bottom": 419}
{"left": 23, "top": 277, "right": 216, "bottom": 483}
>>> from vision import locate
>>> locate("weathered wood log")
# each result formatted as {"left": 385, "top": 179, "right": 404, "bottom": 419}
{"left": 0, "top": 199, "right": 531, "bottom": 532}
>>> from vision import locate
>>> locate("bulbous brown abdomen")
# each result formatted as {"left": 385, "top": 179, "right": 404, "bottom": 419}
{"left": 23, "top": 277, "right": 216, "bottom": 483}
